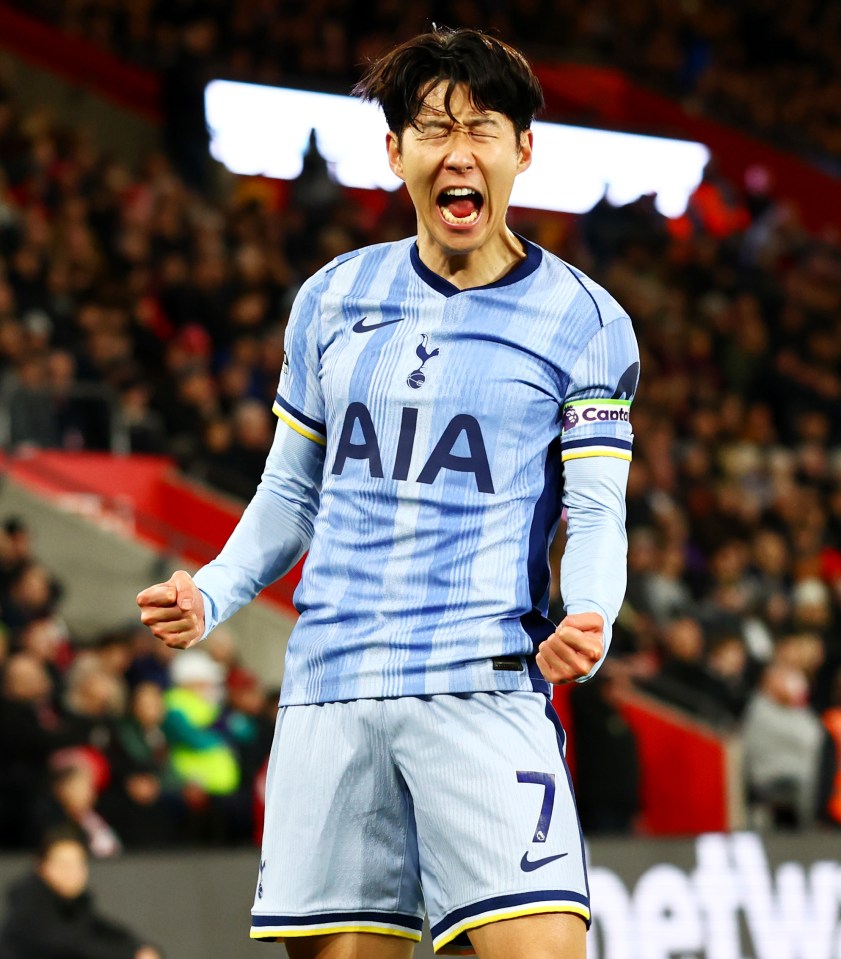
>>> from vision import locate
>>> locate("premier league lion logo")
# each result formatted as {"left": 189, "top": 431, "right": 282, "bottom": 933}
{"left": 562, "top": 406, "right": 579, "bottom": 431}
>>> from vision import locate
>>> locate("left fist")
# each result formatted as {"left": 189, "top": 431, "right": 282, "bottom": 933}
{"left": 537, "top": 612, "right": 604, "bottom": 685}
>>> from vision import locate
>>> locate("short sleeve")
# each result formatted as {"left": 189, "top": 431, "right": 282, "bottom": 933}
{"left": 560, "top": 316, "right": 639, "bottom": 464}
{"left": 272, "top": 277, "right": 327, "bottom": 447}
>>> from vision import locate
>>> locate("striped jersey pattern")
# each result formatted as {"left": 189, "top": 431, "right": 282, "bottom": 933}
{"left": 274, "top": 236, "right": 638, "bottom": 705}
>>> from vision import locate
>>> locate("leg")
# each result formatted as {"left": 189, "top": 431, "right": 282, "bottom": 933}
{"left": 468, "top": 913, "right": 586, "bottom": 959}
{"left": 286, "top": 932, "right": 416, "bottom": 959}
{"left": 251, "top": 702, "right": 424, "bottom": 948}
{"left": 388, "top": 692, "right": 590, "bottom": 956}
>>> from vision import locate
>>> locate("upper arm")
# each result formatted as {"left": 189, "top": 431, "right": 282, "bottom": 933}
{"left": 560, "top": 316, "right": 639, "bottom": 474}
{"left": 272, "top": 277, "right": 327, "bottom": 448}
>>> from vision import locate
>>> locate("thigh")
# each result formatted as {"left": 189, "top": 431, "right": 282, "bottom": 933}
{"left": 286, "top": 931, "right": 417, "bottom": 959}
{"left": 251, "top": 700, "right": 424, "bottom": 947}
{"left": 389, "top": 692, "right": 589, "bottom": 956}
{"left": 468, "top": 913, "right": 586, "bottom": 959}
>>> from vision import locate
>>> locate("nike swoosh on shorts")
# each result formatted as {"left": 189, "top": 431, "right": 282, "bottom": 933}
{"left": 352, "top": 316, "right": 405, "bottom": 333}
{"left": 519, "top": 851, "right": 569, "bottom": 872}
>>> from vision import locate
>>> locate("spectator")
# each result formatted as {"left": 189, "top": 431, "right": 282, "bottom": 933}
{"left": 791, "top": 577, "right": 834, "bottom": 636}
{"left": 223, "top": 669, "right": 273, "bottom": 788}
{"left": 36, "top": 762, "right": 122, "bottom": 859}
{"left": 2, "top": 562, "right": 62, "bottom": 632}
{"left": 0, "top": 824, "right": 161, "bottom": 958}
{"left": 111, "top": 683, "right": 178, "bottom": 791}
{"left": 124, "top": 626, "right": 176, "bottom": 690}
{"left": 94, "top": 630, "right": 135, "bottom": 681}
{"left": 643, "top": 541, "right": 694, "bottom": 625}
{"left": 162, "top": 650, "right": 246, "bottom": 843}
{"left": 642, "top": 617, "right": 737, "bottom": 726}
{"left": 17, "top": 616, "right": 72, "bottom": 688}
{"left": 0, "top": 516, "right": 34, "bottom": 591}
{"left": 62, "top": 657, "right": 125, "bottom": 755}
{"left": 570, "top": 665, "right": 641, "bottom": 834}
{"left": 163, "top": 650, "right": 238, "bottom": 796}
{"left": 102, "top": 683, "right": 178, "bottom": 849}
{"left": 748, "top": 527, "right": 793, "bottom": 630}
{"left": 0, "top": 653, "right": 69, "bottom": 848}
{"left": 743, "top": 660, "right": 828, "bottom": 828}
{"left": 160, "top": 10, "right": 219, "bottom": 192}
{"left": 699, "top": 630, "right": 752, "bottom": 723}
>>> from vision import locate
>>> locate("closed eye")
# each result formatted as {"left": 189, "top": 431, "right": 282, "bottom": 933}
{"left": 467, "top": 121, "right": 499, "bottom": 137}
{"left": 416, "top": 122, "right": 450, "bottom": 139}
{"left": 415, "top": 121, "right": 500, "bottom": 141}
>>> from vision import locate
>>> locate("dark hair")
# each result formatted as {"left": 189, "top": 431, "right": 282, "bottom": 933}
{"left": 3, "top": 516, "right": 27, "bottom": 536}
{"left": 37, "top": 823, "right": 88, "bottom": 862}
{"left": 353, "top": 27, "right": 544, "bottom": 138}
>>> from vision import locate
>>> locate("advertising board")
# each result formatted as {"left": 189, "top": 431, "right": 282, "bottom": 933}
{"left": 587, "top": 831, "right": 841, "bottom": 959}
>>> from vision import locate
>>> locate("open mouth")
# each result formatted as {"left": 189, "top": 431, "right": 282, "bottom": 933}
{"left": 437, "top": 187, "right": 484, "bottom": 226}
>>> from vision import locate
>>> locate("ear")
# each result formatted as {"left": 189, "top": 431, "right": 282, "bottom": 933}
{"left": 386, "top": 130, "right": 405, "bottom": 182}
{"left": 516, "top": 129, "right": 533, "bottom": 176}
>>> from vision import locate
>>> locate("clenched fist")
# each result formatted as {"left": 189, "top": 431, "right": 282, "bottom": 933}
{"left": 536, "top": 612, "right": 604, "bottom": 684}
{"left": 136, "top": 570, "right": 205, "bottom": 649}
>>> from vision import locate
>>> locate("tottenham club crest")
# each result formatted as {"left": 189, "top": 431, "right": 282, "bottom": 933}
{"left": 407, "top": 334, "right": 439, "bottom": 389}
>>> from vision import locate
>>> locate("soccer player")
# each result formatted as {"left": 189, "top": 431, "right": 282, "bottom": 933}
{"left": 137, "top": 27, "right": 638, "bottom": 959}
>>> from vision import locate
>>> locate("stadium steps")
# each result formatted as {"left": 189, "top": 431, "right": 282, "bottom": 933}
{"left": 0, "top": 2, "right": 159, "bottom": 165}
{"left": 0, "top": 450, "right": 296, "bottom": 685}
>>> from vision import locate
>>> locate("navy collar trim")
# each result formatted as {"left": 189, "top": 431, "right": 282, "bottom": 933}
{"left": 409, "top": 237, "right": 542, "bottom": 297}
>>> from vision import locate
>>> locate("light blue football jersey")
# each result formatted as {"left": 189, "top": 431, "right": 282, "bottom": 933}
{"left": 273, "top": 236, "right": 638, "bottom": 704}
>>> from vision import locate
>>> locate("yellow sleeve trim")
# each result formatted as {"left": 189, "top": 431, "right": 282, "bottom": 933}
{"left": 561, "top": 450, "right": 632, "bottom": 462}
{"left": 273, "top": 403, "right": 327, "bottom": 447}
{"left": 435, "top": 904, "right": 591, "bottom": 953}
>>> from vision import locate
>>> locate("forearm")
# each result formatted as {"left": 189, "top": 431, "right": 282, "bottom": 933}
{"left": 560, "top": 455, "right": 630, "bottom": 678}
{"left": 193, "top": 421, "right": 324, "bottom": 634}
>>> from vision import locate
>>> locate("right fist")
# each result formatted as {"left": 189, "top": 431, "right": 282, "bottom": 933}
{"left": 136, "top": 570, "right": 205, "bottom": 649}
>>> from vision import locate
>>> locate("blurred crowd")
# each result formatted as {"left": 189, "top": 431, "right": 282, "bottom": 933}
{"left": 0, "top": 514, "right": 277, "bottom": 854}
{"left": 0, "top": 72, "right": 394, "bottom": 497}
{"left": 7, "top": 0, "right": 841, "bottom": 173}
{"left": 0, "top": 8, "right": 841, "bottom": 850}
{"left": 553, "top": 167, "right": 841, "bottom": 833}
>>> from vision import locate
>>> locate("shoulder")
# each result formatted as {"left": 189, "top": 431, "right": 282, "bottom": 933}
{"left": 301, "top": 238, "right": 414, "bottom": 294}
{"left": 5, "top": 872, "right": 51, "bottom": 912}
{"left": 535, "top": 245, "right": 631, "bottom": 332}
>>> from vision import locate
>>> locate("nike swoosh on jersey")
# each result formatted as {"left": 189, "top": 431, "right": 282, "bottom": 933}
{"left": 352, "top": 316, "right": 406, "bottom": 333}
{"left": 519, "top": 851, "right": 568, "bottom": 872}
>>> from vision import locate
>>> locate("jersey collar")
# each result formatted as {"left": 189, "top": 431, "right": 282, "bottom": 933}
{"left": 409, "top": 236, "right": 543, "bottom": 297}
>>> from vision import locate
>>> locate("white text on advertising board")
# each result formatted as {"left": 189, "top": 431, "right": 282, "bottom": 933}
{"left": 589, "top": 832, "right": 841, "bottom": 959}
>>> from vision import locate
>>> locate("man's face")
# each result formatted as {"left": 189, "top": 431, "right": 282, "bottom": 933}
{"left": 387, "top": 82, "right": 532, "bottom": 258}
{"left": 39, "top": 841, "right": 89, "bottom": 899}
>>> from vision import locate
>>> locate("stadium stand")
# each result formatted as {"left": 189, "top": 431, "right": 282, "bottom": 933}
{"left": 0, "top": 1, "right": 841, "bottom": 854}
{"left": 7, "top": 0, "right": 841, "bottom": 172}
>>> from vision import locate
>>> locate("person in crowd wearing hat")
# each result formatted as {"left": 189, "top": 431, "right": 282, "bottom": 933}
{"left": 161, "top": 649, "right": 252, "bottom": 842}
{"left": 163, "top": 649, "right": 239, "bottom": 798}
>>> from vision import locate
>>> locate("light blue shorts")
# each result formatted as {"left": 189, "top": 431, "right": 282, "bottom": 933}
{"left": 250, "top": 690, "right": 589, "bottom": 954}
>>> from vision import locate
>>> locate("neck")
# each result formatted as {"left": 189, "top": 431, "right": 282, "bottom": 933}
{"left": 416, "top": 228, "right": 526, "bottom": 290}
